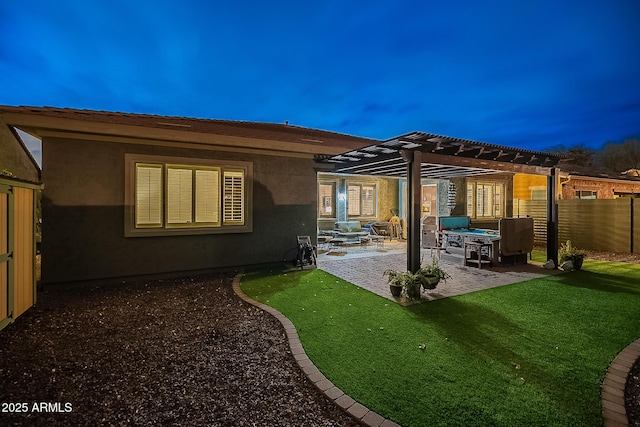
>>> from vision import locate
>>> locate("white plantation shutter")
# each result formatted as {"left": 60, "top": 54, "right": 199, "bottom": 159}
{"left": 135, "top": 164, "right": 162, "bottom": 227}
{"left": 167, "top": 167, "right": 193, "bottom": 224}
{"left": 130, "top": 157, "right": 249, "bottom": 233}
{"left": 362, "top": 185, "right": 375, "bottom": 216}
{"left": 195, "top": 169, "right": 220, "bottom": 224}
{"left": 223, "top": 170, "right": 244, "bottom": 224}
{"left": 348, "top": 185, "right": 360, "bottom": 216}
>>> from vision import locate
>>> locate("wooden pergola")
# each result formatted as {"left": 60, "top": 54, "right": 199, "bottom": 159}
{"left": 317, "top": 131, "right": 562, "bottom": 273}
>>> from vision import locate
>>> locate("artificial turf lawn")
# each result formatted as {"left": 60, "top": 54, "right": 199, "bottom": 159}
{"left": 240, "top": 260, "right": 640, "bottom": 427}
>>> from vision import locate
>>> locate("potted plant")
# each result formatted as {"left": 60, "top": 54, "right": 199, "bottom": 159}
{"left": 384, "top": 258, "right": 451, "bottom": 299}
{"left": 403, "top": 271, "right": 423, "bottom": 299}
{"left": 559, "top": 240, "right": 586, "bottom": 271}
{"left": 383, "top": 269, "right": 422, "bottom": 298}
{"left": 418, "top": 257, "right": 451, "bottom": 290}
{"left": 383, "top": 269, "right": 404, "bottom": 297}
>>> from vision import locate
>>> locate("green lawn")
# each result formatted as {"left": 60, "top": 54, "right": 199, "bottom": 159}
{"left": 240, "top": 260, "right": 640, "bottom": 426}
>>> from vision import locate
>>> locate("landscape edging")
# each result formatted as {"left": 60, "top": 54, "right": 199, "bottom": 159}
{"left": 232, "top": 272, "right": 400, "bottom": 427}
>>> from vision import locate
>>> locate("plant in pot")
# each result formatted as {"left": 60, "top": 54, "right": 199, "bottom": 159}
{"left": 418, "top": 257, "right": 451, "bottom": 291}
{"left": 383, "top": 269, "right": 423, "bottom": 299}
{"left": 383, "top": 269, "right": 404, "bottom": 297}
{"left": 559, "top": 240, "right": 586, "bottom": 271}
{"left": 403, "top": 271, "right": 423, "bottom": 299}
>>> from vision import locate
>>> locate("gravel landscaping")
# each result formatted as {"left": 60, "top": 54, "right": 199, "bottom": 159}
{"left": 0, "top": 273, "right": 360, "bottom": 426}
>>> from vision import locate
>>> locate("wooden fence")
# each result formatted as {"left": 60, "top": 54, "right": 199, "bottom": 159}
{"left": 0, "top": 177, "right": 38, "bottom": 331}
{"left": 515, "top": 198, "right": 637, "bottom": 254}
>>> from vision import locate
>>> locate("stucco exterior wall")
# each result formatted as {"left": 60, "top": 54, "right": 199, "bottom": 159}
{"left": 0, "top": 126, "right": 39, "bottom": 183}
{"left": 513, "top": 173, "right": 548, "bottom": 200}
{"left": 41, "top": 137, "right": 316, "bottom": 284}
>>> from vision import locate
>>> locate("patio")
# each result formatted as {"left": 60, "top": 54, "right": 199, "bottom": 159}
{"left": 316, "top": 240, "right": 560, "bottom": 302}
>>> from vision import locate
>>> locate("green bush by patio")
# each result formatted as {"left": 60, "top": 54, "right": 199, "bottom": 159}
{"left": 240, "top": 261, "right": 640, "bottom": 426}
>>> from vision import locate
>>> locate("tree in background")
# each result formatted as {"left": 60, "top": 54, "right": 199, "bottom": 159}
{"left": 547, "top": 144, "right": 595, "bottom": 167}
{"left": 598, "top": 137, "right": 640, "bottom": 175}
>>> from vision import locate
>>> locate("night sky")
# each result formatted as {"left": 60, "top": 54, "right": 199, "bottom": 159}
{"left": 2, "top": 0, "right": 640, "bottom": 159}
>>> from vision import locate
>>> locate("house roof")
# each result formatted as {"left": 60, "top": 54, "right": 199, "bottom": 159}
{"left": 558, "top": 161, "right": 640, "bottom": 182}
{"left": 0, "top": 106, "right": 566, "bottom": 178}
{"left": 0, "top": 105, "right": 378, "bottom": 156}
{"left": 317, "top": 131, "right": 563, "bottom": 178}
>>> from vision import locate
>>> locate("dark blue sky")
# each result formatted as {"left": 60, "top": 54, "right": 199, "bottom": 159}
{"left": 2, "top": 0, "right": 639, "bottom": 154}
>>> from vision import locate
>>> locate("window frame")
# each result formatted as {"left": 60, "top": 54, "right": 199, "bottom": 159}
{"left": 576, "top": 190, "right": 597, "bottom": 199}
{"left": 125, "top": 154, "right": 252, "bottom": 237}
{"left": 466, "top": 181, "right": 505, "bottom": 219}
{"left": 318, "top": 181, "right": 337, "bottom": 219}
{"left": 347, "top": 182, "right": 377, "bottom": 218}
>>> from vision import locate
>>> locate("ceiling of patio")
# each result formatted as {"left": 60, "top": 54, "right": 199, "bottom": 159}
{"left": 316, "top": 131, "right": 562, "bottom": 178}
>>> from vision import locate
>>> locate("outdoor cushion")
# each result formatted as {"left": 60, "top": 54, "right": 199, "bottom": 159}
{"left": 334, "top": 221, "right": 362, "bottom": 233}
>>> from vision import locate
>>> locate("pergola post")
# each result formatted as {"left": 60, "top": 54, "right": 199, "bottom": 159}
{"left": 402, "top": 149, "right": 422, "bottom": 273}
{"left": 546, "top": 167, "right": 559, "bottom": 267}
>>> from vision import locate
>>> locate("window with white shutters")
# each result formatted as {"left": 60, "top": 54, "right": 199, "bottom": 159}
{"left": 347, "top": 183, "right": 376, "bottom": 218}
{"left": 126, "top": 154, "right": 251, "bottom": 236}
{"left": 167, "top": 167, "right": 193, "bottom": 225}
{"left": 361, "top": 185, "right": 375, "bottom": 216}
{"left": 318, "top": 182, "right": 335, "bottom": 218}
{"left": 347, "top": 185, "right": 361, "bottom": 216}
{"left": 466, "top": 182, "right": 504, "bottom": 219}
{"left": 135, "top": 164, "right": 162, "bottom": 227}
{"left": 195, "top": 169, "right": 220, "bottom": 224}
{"left": 223, "top": 170, "right": 244, "bottom": 225}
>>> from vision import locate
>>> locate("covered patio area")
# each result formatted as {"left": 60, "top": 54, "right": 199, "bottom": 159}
{"left": 316, "top": 242, "right": 559, "bottom": 303}
{"left": 317, "top": 131, "right": 563, "bottom": 273}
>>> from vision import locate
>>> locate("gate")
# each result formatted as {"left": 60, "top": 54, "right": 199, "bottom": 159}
{"left": 0, "top": 177, "right": 38, "bottom": 331}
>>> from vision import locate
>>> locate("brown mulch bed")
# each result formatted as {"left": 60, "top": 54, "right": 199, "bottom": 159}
{"left": 628, "top": 358, "right": 640, "bottom": 427}
{"left": 0, "top": 273, "right": 361, "bottom": 426}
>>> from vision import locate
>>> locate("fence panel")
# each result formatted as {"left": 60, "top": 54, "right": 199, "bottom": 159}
{"left": 558, "top": 199, "right": 632, "bottom": 253}
{"left": 516, "top": 200, "right": 547, "bottom": 246}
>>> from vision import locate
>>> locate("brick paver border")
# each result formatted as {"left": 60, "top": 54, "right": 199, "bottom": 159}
{"left": 602, "top": 339, "right": 640, "bottom": 427}
{"left": 232, "top": 273, "right": 401, "bottom": 427}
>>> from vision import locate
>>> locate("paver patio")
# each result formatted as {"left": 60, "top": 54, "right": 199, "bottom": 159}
{"left": 317, "top": 241, "right": 560, "bottom": 302}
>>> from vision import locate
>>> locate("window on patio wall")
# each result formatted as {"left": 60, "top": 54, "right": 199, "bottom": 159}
{"left": 466, "top": 182, "right": 504, "bottom": 219}
{"left": 318, "top": 182, "right": 336, "bottom": 218}
{"left": 348, "top": 183, "right": 376, "bottom": 217}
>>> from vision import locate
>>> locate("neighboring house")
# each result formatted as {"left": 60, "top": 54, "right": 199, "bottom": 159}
{"left": 559, "top": 164, "right": 640, "bottom": 200}
{"left": 513, "top": 165, "right": 640, "bottom": 202}
{"left": 0, "top": 106, "right": 376, "bottom": 285}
